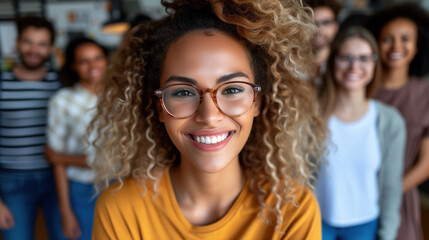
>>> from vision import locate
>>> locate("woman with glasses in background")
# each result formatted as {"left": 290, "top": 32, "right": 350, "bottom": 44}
{"left": 316, "top": 26, "right": 405, "bottom": 240}
{"left": 46, "top": 37, "right": 108, "bottom": 240}
{"left": 90, "top": 0, "right": 327, "bottom": 239}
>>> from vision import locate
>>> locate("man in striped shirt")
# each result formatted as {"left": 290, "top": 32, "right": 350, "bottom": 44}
{"left": 0, "top": 16, "right": 65, "bottom": 239}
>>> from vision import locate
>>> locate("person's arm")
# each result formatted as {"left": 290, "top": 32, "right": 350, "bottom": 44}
{"left": 378, "top": 109, "right": 406, "bottom": 240}
{"left": 0, "top": 198, "right": 14, "bottom": 230}
{"left": 45, "top": 145, "right": 88, "bottom": 167}
{"left": 403, "top": 137, "right": 429, "bottom": 192}
{"left": 54, "top": 164, "right": 81, "bottom": 239}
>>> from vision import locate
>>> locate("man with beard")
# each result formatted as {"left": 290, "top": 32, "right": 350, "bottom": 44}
{"left": 307, "top": 0, "right": 341, "bottom": 84}
{"left": 0, "top": 16, "right": 65, "bottom": 239}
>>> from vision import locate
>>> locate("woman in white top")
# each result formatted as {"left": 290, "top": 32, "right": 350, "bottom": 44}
{"left": 45, "top": 37, "right": 108, "bottom": 240}
{"left": 316, "top": 26, "right": 406, "bottom": 240}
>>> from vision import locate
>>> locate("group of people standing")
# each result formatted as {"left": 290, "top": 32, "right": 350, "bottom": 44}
{"left": 0, "top": 17, "right": 108, "bottom": 239}
{"left": 0, "top": 0, "right": 428, "bottom": 239}
{"left": 309, "top": 0, "right": 429, "bottom": 239}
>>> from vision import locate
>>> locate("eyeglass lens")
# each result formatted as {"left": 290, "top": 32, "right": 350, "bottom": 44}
{"left": 335, "top": 55, "right": 377, "bottom": 68}
{"left": 161, "top": 82, "right": 256, "bottom": 118}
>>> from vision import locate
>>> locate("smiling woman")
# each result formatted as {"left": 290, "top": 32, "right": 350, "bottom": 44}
{"left": 317, "top": 26, "right": 405, "bottom": 240}
{"left": 364, "top": 4, "right": 429, "bottom": 240}
{"left": 90, "top": 0, "right": 326, "bottom": 239}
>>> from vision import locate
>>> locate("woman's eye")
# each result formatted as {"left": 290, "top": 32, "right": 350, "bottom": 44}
{"left": 222, "top": 87, "right": 244, "bottom": 95}
{"left": 172, "top": 89, "right": 195, "bottom": 97}
{"left": 401, "top": 36, "right": 410, "bottom": 42}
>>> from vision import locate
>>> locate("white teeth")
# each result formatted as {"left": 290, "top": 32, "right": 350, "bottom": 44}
{"left": 389, "top": 53, "right": 404, "bottom": 60}
{"left": 192, "top": 133, "right": 230, "bottom": 145}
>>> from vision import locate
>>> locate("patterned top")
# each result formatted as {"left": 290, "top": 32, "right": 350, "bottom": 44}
{"left": 0, "top": 71, "right": 61, "bottom": 170}
{"left": 47, "top": 84, "right": 97, "bottom": 183}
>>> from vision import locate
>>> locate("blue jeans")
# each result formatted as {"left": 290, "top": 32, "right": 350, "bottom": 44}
{"left": 69, "top": 180, "right": 97, "bottom": 240}
{"left": 0, "top": 168, "right": 66, "bottom": 240}
{"left": 322, "top": 218, "right": 379, "bottom": 240}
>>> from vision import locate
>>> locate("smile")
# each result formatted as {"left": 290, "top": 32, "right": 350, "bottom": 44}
{"left": 388, "top": 52, "right": 404, "bottom": 60}
{"left": 190, "top": 131, "right": 234, "bottom": 145}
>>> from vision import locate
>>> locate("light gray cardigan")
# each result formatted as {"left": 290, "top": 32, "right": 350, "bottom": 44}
{"left": 374, "top": 100, "right": 406, "bottom": 240}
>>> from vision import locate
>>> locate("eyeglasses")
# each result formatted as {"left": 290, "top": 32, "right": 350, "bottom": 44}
{"left": 335, "top": 54, "right": 378, "bottom": 69}
{"left": 154, "top": 81, "right": 261, "bottom": 119}
{"left": 315, "top": 19, "right": 336, "bottom": 28}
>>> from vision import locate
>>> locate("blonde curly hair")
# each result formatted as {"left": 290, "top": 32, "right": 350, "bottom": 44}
{"left": 91, "top": 0, "right": 326, "bottom": 231}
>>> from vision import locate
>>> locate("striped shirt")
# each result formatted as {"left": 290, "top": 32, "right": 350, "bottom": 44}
{"left": 0, "top": 71, "right": 61, "bottom": 170}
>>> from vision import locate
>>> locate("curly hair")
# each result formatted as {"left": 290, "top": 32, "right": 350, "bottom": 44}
{"left": 91, "top": 0, "right": 326, "bottom": 231}
{"left": 363, "top": 3, "right": 429, "bottom": 77}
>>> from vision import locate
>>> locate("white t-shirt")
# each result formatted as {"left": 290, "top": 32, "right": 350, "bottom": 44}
{"left": 47, "top": 84, "right": 97, "bottom": 183}
{"left": 316, "top": 100, "right": 381, "bottom": 227}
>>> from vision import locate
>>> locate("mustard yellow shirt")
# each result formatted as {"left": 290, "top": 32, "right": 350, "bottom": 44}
{"left": 92, "top": 171, "right": 321, "bottom": 240}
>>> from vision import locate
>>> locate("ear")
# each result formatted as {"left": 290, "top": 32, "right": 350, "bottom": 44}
{"left": 253, "top": 95, "right": 261, "bottom": 117}
{"left": 157, "top": 101, "right": 165, "bottom": 122}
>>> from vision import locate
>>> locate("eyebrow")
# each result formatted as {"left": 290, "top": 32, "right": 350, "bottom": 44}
{"left": 165, "top": 72, "right": 250, "bottom": 84}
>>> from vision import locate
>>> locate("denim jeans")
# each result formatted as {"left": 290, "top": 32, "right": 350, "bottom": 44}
{"left": 322, "top": 218, "right": 379, "bottom": 240}
{"left": 0, "top": 168, "right": 65, "bottom": 240}
{"left": 69, "top": 180, "right": 98, "bottom": 240}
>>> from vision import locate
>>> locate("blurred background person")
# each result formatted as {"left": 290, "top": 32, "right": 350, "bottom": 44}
{"left": 364, "top": 3, "right": 429, "bottom": 240}
{"left": 0, "top": 16, "right": 65, "bottom": 240}
{"left": 46, "top": 37, "right": 108, "bottom": 240}
{"left": 306, "top": 0, "right": 342, "bottom": 83}
{"left": 317, "top": 26, "right": 405, "bottom": 240}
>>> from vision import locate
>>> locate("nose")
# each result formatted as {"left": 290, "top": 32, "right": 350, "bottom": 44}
{"left": 392, "top": 37, "right": 401, "bottom": 50}
{"left": 349, "top": 58, "right": 360, "bottom": 70}
{"left": 194, "top": 92, "right": 224, "bottom": 125}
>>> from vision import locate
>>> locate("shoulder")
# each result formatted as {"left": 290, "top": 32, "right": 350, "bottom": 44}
{"left": 284, "top": 185, "right": 320, "bottom": 220}
{"left": 50, "top": 87, "right": 76, "bottom": 105}
{"left": 373, "top": 100, "right": 405, "bottom": 127}
{"left": 45, "top": 71, "right": 60, "bottom": 82}
{"left": 279, "top": 185, "right": 321, "bottom": 238}
{"left": 0, "top": 71, "right": 14, "bottom": 81}
{"left": 96, "top": 178, "right": 144, "bottom": 208}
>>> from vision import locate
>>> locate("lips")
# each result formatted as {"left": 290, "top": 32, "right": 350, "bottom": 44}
{"left": 189, "top": 131, "right": 234, "bottom": 145}
{"left": 388, "top": 52, "right": 404, "bottom": 60}
{"left": 186, "top": 130, "right": 235, "bottom": 152}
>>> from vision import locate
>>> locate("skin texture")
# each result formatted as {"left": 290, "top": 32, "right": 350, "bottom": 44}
{"left": 379, "top": 18, "right": 417, "bottom": 89}
{"left": 313, "top": 6, "right": 338, "bottom": 65}
{"left": 46, "top": 43, "right": 107, "bottom": 238}
{"left": 72, "top": 43, "right": 107, "bottom": 93}
{"left": 13, "top": 27, "right": 54, "bottom": 81}
{"left": 0, "top": 25, "right": 54, "bottom": 230}
{"left": 378, "top": 18, "right": 429, "bottom": 192}
{"left": 158, "top": 30, "right": 260, "bottom": 225}
{"left": 334, "top": 38, "right": 375, "bottom": 94}
{"left": 333, "top": 37, "right": 375, "bottom": 122}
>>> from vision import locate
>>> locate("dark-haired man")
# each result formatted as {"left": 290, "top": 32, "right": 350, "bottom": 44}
{"left": 307, "top": 0, "right": 341, "bottom": 81}
{"left": 0, "top": 16, "right": 65, "bottom": 239}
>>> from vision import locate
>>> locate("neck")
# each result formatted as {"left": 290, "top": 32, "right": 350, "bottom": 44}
{"left": 382, "top": 67, "right": 409, "bottom": 89}
{"left": 334, "top": 89, "right": 369, "bottom": 122}
{"left": 13, "top": 64, "right": 47, "bottom": 81}
{"left": 79, "top": 81, "right": 98, "bottom": 94}
{"left": 170, "top": 158, "right": 244, "bottom": 225}
{"left": 315, "top": 46, "right": 330, "bottom": 66}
